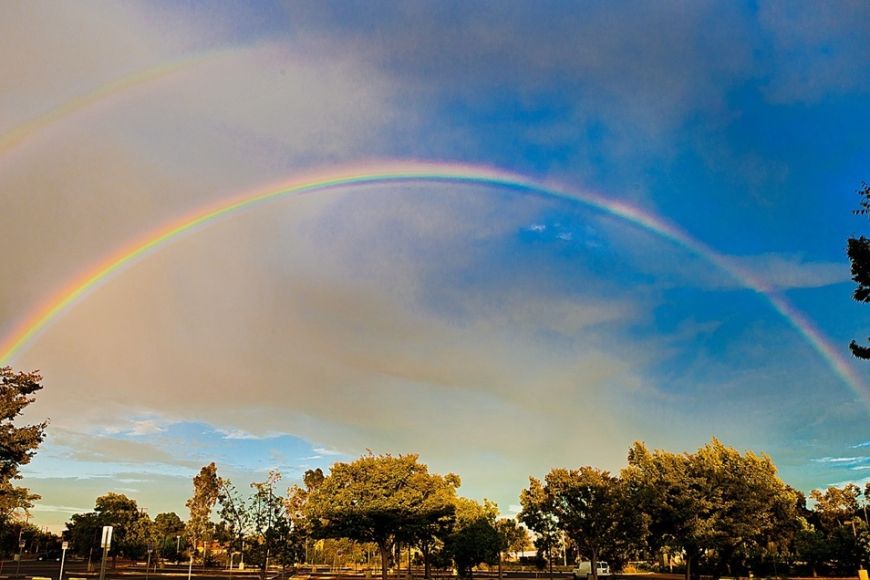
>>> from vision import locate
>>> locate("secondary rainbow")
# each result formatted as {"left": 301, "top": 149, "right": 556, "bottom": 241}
{"left": 1, "top": 161, "right": 866, "bottom": 408}
{"left": 0, "top": 61, "right": 191, "bottom": 157}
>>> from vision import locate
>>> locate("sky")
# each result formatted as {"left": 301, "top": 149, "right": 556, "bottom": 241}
{"left": 2, "top": 1, "right": 870, "bottom": 532}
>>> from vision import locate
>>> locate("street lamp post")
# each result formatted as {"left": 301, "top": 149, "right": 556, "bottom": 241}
{"left": 16, "top": 527, "right": 25, "bottom": 576}
{"left": 176, "top": 536, "right": 181, "bottom": 566}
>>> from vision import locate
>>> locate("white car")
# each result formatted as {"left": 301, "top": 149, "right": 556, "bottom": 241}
{"left": 573, "top": 561, "right": 611, "bottom": 579}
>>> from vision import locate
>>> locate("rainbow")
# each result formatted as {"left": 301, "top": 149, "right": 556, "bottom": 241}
{"left": 0, "top": 61, "right": 193, "bottom": 158}
{"left": 1, "top": 161, "right": 866, "bottom": 408}
{"left": 0, "top": 42, "right": 278, "bottom": 159}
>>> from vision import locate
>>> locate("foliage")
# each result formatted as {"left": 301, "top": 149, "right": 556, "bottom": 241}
{"left": 304, "top": 453, "right": 459, "bottom": 580}
{"left": 848, "top": 182, "right": 870, "bottom": 358}
{"left": 186, "top": 462, "right": 222, "bottom": 563}
{"left": 519, "top": 476, "right": 561, "bottom": 578}
{"left": 442, "top": 498, "right": 502, "bottom": 579}
{"left": 153, "top": 512, "right": 185, "bottom": 560}
{"left": 623, "top": 438, "right": 798, "bottom": 580}
{"left": 0, "top": 367, "right": 47, "bottom": 524}
{"left": 795, "top": 484, "right": 869, "bottom": 575}
{"left": 219, "top": 478, "right": 251, "bottom": 561}
{"left": 248, "top": 470, "right": 304, "bottom": 570}
{"left": 64, "top": 492, "right": 153, "bottom": 560}
{"left": 543, "top": 466, "right": 639, "bottom": 579}
{"left": 811, "top": 484, "right": 861, "bottom": 530}
{"left": 217, "top": 470, "right": 306, "bottom": 572}
{"left": 495, "top": 517, "right": 530, "bottom": 559}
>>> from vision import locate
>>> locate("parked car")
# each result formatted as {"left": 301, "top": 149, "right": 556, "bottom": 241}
{"left": 573, "top": 561, "right": 611, "bottom": 579}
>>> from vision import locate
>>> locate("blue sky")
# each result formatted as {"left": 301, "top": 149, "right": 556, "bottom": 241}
{"left": 1, "top": 1, "right": 869, "bottom": 530}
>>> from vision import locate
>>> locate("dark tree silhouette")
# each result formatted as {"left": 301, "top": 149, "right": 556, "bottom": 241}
{"left": 847, "top": 182, "right": 870, "bottom": 358}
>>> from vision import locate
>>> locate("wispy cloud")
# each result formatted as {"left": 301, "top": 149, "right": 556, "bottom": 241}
{"left": 734, "top": 254, "right": 850, "bottom": 291}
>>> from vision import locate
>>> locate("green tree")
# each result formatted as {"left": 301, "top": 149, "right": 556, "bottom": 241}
{"left": 803, "top": 484, "right": 868, "bottom": 575}
{"left": 811, "top": 484, "right": 861, "bottom": 531}
{"left": 219, "top": 478, "right": 252, "bottom": 568}
{"left": 186, "top": 463, "right": 222, "bottom": 566}
{"left": 442, "top": 498, "right": 502, "bottom": 579}
{"left": 64, "top": 493, "right": 149, "bottom": 562}
{"left": 519, "top": 477, "right": 561, "bottom": 580}
{"left": 541, "top": 467, "right": 631, "bottom": 580}
{"left": 400, "top": 471, "right": 459, "bottom": 579}
{"left": 287, "top": 469, "right": 325, "bottom": 567}
{"left": 249, "top": 471, "right": 304, "bottom": 574}
{"left": 154, "top": 512, "right": 185, "bottom": 562}
{"left": 623, "top": 439, "right": 798, "bottom": 580}
{"left": 304, "top": 453, "right": 457, "bottom": 580}
{"left": 848, "top": 182, "right": 870, "bottom": 358}
{"left": 496, "top": 518, "right": 530, "bottom": 560}
{"left": 0, "top": 367, "right": 47, "bottom": 525}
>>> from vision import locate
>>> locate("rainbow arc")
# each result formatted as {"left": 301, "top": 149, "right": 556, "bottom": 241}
{"left": 1, "top": 162, "right": 866, "bottom": 409}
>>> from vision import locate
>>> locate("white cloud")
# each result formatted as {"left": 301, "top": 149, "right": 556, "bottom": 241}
{"left": 734, "top": 254, "right": 850, "bottom": 291}
{"left": 813, "top": 457, "right": 867, "bottom": 465}
{"left": 312, "top": 448, "right": 345, "bottom": 457}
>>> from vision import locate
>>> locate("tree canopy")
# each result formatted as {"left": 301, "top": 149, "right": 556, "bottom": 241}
{"left": 848, "top": 182, "right": 870, "bottom": 358}
{"left": 304, "top": 453, "right": 459, "bottom": 580}
{"left": 65, "top": 492, "right": 153, "bottom": 560}
{"left": 442, "top": 498, "right": 502, "bottom": 579}
{"left": 0, "top": 367, "right": 47, "bottom": 523}
{"left": 622, "top": 438, "right": 798, "bottom": 580}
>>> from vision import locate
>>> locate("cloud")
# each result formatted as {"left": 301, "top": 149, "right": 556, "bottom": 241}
{"left": 812, "top": 456, "right": 868, "bottom": 465}
{"left": 218, "top": 429, "right": 277, "bottom": 440}
{"left": 3, "top": 0, "right": 866, "bottom": 530}
{"left": 45, "top": 429, "right": 201, "bottom": 469}
{"left": 313, "top": 448, "right": 345, "bottom": 457}
{"left": 758, "top": 2, "right": 870, "bottom": 103}
{"left": 734, "top": 254, "right": 851, "bottom": 290}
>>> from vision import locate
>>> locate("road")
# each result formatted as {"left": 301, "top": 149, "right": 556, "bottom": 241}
{"left": 0, "top": 562, "right": 601, "bottom": 580}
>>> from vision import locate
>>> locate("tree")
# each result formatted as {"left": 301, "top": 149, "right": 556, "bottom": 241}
{"left": 442, "top": 498, "right": 502, "bottom": 579}
{"left": 186, "top": 463, "right": 222, "bottom": 565}
{"left": 848, "top": 182, "right": 870, "bottom": 358}
{"left": 519, "top": 477, "right": 560, "bottom": 580}
{"left": 399, "top": 470, "right": 459, "bottom": 579}
{"left": 249, "top": 471, "right": 304, "bottom": 574}
{"left": 811, "top": 485, "right": 861, "bottom": 531}
{"left": 496, "top": 518, "right": 530, "bottom": 560}
{"left": 219, "top": 479, "right": 252, "bottom": 568}
{"left": 541, "top": 467, "right": 631, "bottom": 580}
{"left": 287, "top": 469, "right": 325, "bottom": 568}
{"left": 154, "top": 512, "right": 185, "bottom": 562}
{"left": 304, "top": 453, "right": 458, "bottom": 580}
{"left": 623, "top": 439, "right": 798, "bottom": 580}
{"left": 802, "top": 484, "right": 868, "bottom": 575}
{"left": 0, "top": 367, "right": 47, "bottom": 524}
{"left": 65, "top": 493, "right": 150, "bottom": 562}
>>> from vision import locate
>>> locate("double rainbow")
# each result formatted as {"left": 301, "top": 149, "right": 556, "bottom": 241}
{"left": 0, "top": 162, "right": 866, "bottom": 409}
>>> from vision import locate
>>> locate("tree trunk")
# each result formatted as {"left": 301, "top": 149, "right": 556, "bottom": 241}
{"left": 379, "top": 541, "right": 390, "bottom": 580}
{"left": 684, "top": 554, "right": 691, "bottom": 580}
{"left": 591, "top": 547, "right": 598, "bottom": 580}
{"left": 498, "top": 551, "right": 503, "bottom": 580}
{"left": 548, "top": 545, "right": 553, "bottom": 580}
{"left": 422, "top": 544, "right": 431, "bottom": 580}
